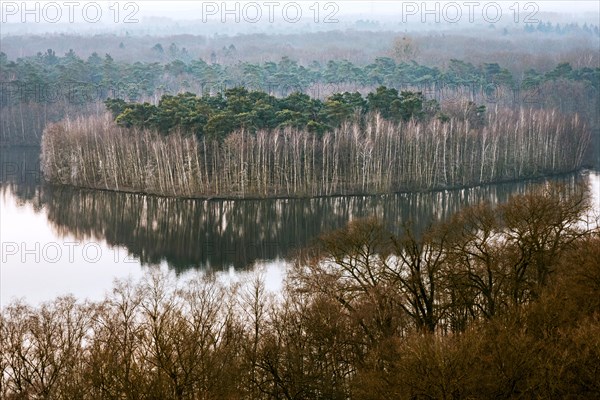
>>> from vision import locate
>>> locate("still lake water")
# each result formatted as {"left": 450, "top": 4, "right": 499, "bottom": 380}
{"left": 2, "top": 147, "right": 599, "bottom": 305}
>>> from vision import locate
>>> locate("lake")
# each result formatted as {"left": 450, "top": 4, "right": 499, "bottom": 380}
{"left": 2, "top": 147, "right": 599, "bottom": 305}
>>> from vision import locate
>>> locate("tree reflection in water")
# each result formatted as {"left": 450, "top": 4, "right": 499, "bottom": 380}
{"left": 1, "top": 148, "right": 590, "bottom": 273}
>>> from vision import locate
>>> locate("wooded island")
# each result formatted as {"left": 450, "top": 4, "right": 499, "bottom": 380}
{"left": 41, "top": 87, "right": 590, "bottom": 198}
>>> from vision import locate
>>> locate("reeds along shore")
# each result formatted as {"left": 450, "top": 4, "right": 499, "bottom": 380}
{"left": 41, "top": 108, "right": 590, "bottom": 198}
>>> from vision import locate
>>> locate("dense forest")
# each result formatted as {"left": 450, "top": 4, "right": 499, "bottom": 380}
{"left": 101, "top": 87, "right": 441, "bottom": 137}
{"left": 1, "top": 46, "right": 598, "bottom": 148}
{"left": 2, "top": 183, "right": 599, "bottom": 399}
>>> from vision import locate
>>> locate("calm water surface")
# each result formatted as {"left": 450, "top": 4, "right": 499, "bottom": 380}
{"left": 2, "top": 147, "right": 599, "bottom": 305}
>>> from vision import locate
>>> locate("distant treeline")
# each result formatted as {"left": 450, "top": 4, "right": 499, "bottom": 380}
{"left": 2, "top": 184, "right": 599, "bottom": 399}
{"left": 41, "top": 91, "right": 590, "bottom": 198}
{"left": 525, "top": 20, "right": 600, "bottom": 35}
{"left": 2, "top": 50, "right": 598, "bottom": 103}
{"left": 1, "top": 48, "right": 598, "bottom": 146}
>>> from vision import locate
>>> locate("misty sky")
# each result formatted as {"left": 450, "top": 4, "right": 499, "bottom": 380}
{"left": 1, "top": 0, "right": 598, "bottom": 35}
{"left": 137, "top": 1, "right": 599, "bottom": 20}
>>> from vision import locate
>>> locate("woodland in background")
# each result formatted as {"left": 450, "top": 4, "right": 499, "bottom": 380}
{"left": 2, "top": 22, "right": 598, "bottom": 67}
{"left": 1, "top": 45, "right": 598, "bottom": 153}
{"left": 2, "top": 183, "right": 599, "bottom": 399}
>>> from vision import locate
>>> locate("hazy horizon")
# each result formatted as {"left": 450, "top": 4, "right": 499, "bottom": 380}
{"left": 1, "top": 0, "right": 599, "bottom": 37}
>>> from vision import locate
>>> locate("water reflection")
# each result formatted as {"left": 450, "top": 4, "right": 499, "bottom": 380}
{"left": 3, "top": 147, "right": 595, "bottom": 274}
{"left": 0, "top": 147, "right": 43, "bottom": 210}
